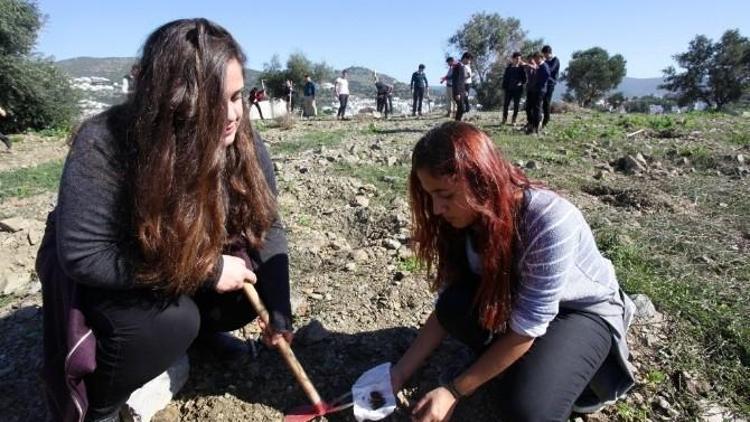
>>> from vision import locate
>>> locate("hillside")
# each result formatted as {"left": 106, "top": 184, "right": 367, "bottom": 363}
{"left": 2, "top": 111, "right": 748, "bottom": 421}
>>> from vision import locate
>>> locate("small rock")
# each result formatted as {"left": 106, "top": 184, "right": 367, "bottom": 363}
{"left": 654, "top": 396, "right": 679, "bottom": 417}
{"left": 0, "top": 270, "right": 32, "bottom": 295}
{"left": 27, "top": 228, "right": 44, "bottom": 246}
{"left": 351, "top": 195, "right": 370, "bottom": 208}
{"left": 296, "top": 319, "right": 331, "bottom": 345}
{"left": 621, "top": 155, "right": 647, "bottom": 174}
{"left": 27, "top": 280, "right": 42, "bottom": 295}
{"left": 383, "top": 239, "right": 401, "bottom": 250}
{"left": 594, "top": 163, "right": 614, "bottom": 173}
{"left": 298, "top": 166, "right": 309, "bottom": 174}
{"left": 525, "top": 160, "right": 540, "bottom": 170}
{"left": 397, "top": 247, "right": 414, "bottom": 260}
{"left": 737, "top": 154, "right": 745, "bottom": 164}
{"left": 273, "top": 161, "right": 283, "bottom": 172}
{"left": 386, "top": 156, "right": 398, "bottom": 167}
{"left": 344, "top": 262, "right": 357, "bottom": 272}
{"left": 290, "top": 293, "right": 309, "bottom": 317}
{"left": 393, "top": 271, "right": 406, "bottom": 281}
{"left": 350, "top": 249, "right": 369, "bottom": 262}
{"left": 631, "top": 294, "right": 662, "bottom": 322}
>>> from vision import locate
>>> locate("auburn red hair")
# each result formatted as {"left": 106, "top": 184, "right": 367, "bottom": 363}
{"left": 409, "top": 122, "right": 539, "bottom": 331}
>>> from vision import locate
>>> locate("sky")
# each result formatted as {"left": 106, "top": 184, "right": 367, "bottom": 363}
{"left": 34, "top": 0, "right": 750, "bottom": 83}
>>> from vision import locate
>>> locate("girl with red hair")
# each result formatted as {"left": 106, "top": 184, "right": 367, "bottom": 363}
{"left": 391, "top": 121, "right": 636, "bottom": 421}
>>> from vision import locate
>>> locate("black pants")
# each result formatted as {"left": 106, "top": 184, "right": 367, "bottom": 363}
{"left": 377, "top": 95, "right": 392, "bottom": 117}
{"left": 435, "top": 280, "right": 612, "bottom": 421}
{"left": 527, "top": 90, "right": 544, "bottom": 133}
{"left": 463, "top": 84, "right": 471, "bottom": 112}
{"left": 337, "top": 94, "right": 349, "bottom": 118}
{"left": 412, "top": 88, "right": 425, "bottom": 115}
{"left": 80, "top": 286, "right": 256, "bottom": 420}
{"left": 454, "top": 93, "right": 467, "bottom": 121}
{"left": 1, "top": 132, "right": 10, "bottom": 149}
{"left": 502, "top": 88, "right": 523, "bottom": 123}
{"left": 543, "top": 84, "right": 555, "bottom": 127}
{"left": 252, "top": 102, "right": 264, "bottom": 120}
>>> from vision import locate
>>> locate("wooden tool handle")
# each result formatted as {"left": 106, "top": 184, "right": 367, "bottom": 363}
{"left": 243, "top": 283, "right": 323, "bottom": 406}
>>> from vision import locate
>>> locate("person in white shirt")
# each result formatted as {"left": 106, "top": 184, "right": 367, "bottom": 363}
{"left": 463, "top": 63, "right": 473, "bottom": 113}
{"left": 334, "top": 70, "right": 350, "bottom": 120}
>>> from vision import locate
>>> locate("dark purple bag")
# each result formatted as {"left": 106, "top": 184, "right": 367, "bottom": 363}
{"left": 37, "top": 212, "right": 97, "bottom": 422}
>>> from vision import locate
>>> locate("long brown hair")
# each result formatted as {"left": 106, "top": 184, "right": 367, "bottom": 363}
{"left": 124, "top": 18, "right": 275, "bottom": 295}
{"left": 409, "top": 122, "right": 539, "bottom": 331}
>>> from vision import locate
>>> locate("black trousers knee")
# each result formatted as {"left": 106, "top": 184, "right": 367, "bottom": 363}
{"left": 80, "top": 286, "right": 255, "bottom": 420}
{"left": 338, "top": 94, "right": 349, "bottom": 117}
{"left": 412, "top": 88, "right": 425, "bottom": 114}
{"left": 503, "top": 89, "right": 523, "bottom": 122}
{"left": 543, "top": 85, "right": 555, "bottom": 127}
{"left": 527, "top": 91, "right": 544, "bottom": 131}
{"left": 436, "top": 279, "right": 612, "bottom": 421}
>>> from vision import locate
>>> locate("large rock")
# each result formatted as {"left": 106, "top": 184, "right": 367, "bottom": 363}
{"left": 0, "top": 270, "right": 32, "bottom": 295}
{"left": 123, "top": 354, "right": 189, "bottom": 422}
{"left": 631, "top": 293, "right": 662, "bottom": 322}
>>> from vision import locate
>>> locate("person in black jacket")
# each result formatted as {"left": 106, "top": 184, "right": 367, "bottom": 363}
{"left": 501, "top": 52, "right": 527, "bottom": 125}
{"left": 375, "top": 75, "right": 394, "bottom": 118}
{"left": 411, "top": 64, "right": 429, "bottom": 116}
{"left": 451, "top": 53, "right": 473, "bottom": 121}
{"left": 525, "top": 52, "right": 551, "bottom": 134}
{"left": 37, "top": 19, "right": 293, "bottom": 422}
{"left": 541, "top": 45, "right": 560, "bottom": 128}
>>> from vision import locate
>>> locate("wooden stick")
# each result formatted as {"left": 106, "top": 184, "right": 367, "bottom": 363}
{"left": 243, "top": 283, "right": 323, "bottom": 406}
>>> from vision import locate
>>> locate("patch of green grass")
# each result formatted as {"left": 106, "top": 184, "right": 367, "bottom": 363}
{"left": 0, "top": 294, "right": 14, "bottom": 309}
{"left": 29, "top": 127, "right": 71, "bottom": 139}
{"left": 595, "top": 224, "right": 750, "bottom": 413}
{"left": 296, "top": 214, "right": 312, "bottom": 227}
{"left": 0, "top": 160, "right": 63, "bottom": 201}
{"left": 726, "top": 131, "right": 750, "bottom": 146}
{"left": 398, "top": 256, "right": 420, "bottom": 273}
{"left": 332, "top": 162, "right": 409, "bottom": 201}
{"left": 614, "top": 401, "right": 649, "bottom": 422}
{"left": 678, "top": 145, "right": 716, "bottom": 169}
{"left": 274, "top": 130, "right": 348, "bottom": 155}
{"left": 645, "top": 369, "right": 667, "bottom": 386}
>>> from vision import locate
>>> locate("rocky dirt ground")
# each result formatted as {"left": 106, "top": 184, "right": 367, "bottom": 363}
{"left": 1, "top": 110, "right": 748, "bottom": 421}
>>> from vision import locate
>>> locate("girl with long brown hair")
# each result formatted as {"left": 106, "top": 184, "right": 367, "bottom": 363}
{"left": 37, "top": 19, "right": 292, "bottom": 422}
{"left": 391, "top": 121, "right": 636, "bottom": 421}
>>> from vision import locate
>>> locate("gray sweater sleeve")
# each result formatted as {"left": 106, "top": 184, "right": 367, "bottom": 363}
{"left": 55, "top": 117, "right": 139, "bottom": 289}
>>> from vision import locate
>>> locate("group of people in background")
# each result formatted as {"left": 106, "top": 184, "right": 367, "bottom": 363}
{"left": 501, "top": 45, "right": 560, "bottom": 134}
{"left": 244, "top": 44, "right": 557, "bottom": 130}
